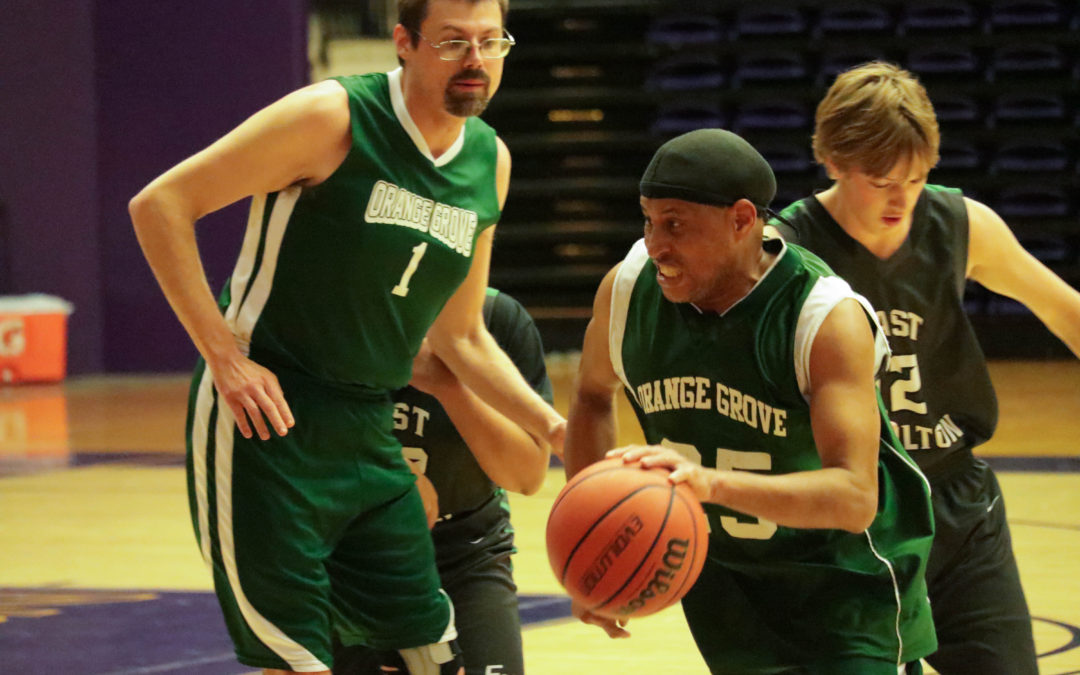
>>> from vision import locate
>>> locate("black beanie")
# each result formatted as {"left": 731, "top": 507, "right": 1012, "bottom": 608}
{"left": 640, "top": 129, "right": 777, "bottom": 210}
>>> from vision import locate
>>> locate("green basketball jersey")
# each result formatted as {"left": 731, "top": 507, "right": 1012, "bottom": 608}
{"left": 776, "top": 186, "right": 997, "bottom": 479}
{"left": 610, "top": 238, "right": 936, "bottom": 668}
{"left": 220, "top": 70, "right": 500, "bottom": 391}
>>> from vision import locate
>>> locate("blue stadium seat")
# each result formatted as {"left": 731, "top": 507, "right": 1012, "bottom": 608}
{"left": 900, "top": 1, "right": 978, "bottom": 33}
{"left": 820, "top": 48, "right": 887, "bottom": 82}
{"left": 931, "top": 94, "right": 982, "bottom": 123}
{"left": 1018, "top": 238, "right": 1071, "bottom": 264}
{"left": 993, "top": 92, "right": 1067, "bottom": 122}
{"left": 907, "top": 45, "right": 981, "bottom": 79}
{"left": 650, "top": 103, "right": 726, "bottom": 138}
{"left": 732, "top": 100, "right": 810, "bottom": 132}
{"left": 733, "top": 6, "right": 808, "bottom": 36}
{"left": 989, "top": 0, "right": 1068, "bottom": 29}
{"left": 646, "top": 53, "right": 725, "bottom": 91}
{"left": 992, "top": 140, "right": 1070, "bottom": 172}
{"left": 756, "top": 142, "right": 815, "bottom": 174}
{"left": 937, "top": 139, "right": 982, "bottom": 171}
{"left": 995, "top": 184, "right": 1071, "bottom": 217}
{"left": 990, "top": 43, "right": 1067, "bottom": 79}
{"left": 818, "top": 6, "right": 893, "bottom": 33}
{"left": 646, "top": 13, "right": 723, "bottom": 47}
{"left": 733, "top": 50, "right": 809, "bottom": 84}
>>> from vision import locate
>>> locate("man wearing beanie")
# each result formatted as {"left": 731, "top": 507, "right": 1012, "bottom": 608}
{"left": 564, "top": 128, "right": 938, "bottom": 674}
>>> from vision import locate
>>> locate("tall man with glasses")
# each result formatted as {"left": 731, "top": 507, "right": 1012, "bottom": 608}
{"left": 129, "top": 1, "right": 561, "bottom": 674}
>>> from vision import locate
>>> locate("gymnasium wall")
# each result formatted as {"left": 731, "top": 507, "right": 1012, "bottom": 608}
{"left": 0, "top": 0, "right": 308, "bottom": 374}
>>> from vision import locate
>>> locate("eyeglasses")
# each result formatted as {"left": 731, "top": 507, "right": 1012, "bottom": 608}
{"left": 411, "top": 29, "right": 515, "bottom": 60}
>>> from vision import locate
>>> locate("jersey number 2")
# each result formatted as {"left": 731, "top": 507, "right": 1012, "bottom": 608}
{"left": 392, "top": 242, "right": 428, "bottom": 297}
{"left": 887, "top": 353, "right": 927, "bottom": 414}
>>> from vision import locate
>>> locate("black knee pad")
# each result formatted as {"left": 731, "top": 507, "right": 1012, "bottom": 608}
{"left": 375, "top": 640, "right": 463, "bottom": 675}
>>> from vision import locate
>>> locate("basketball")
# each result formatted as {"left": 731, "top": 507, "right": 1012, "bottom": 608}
{"left": 546, "top": 457, "right": 710, "bottom": 620}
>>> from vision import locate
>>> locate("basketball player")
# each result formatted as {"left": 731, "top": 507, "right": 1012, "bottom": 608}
{"left": 565, "top": 128, "right": 937, "bottom": 674}
{"left": 128, "top": 1, "right": 565, "bottom": 673}
{"left": 333, "top": 288, "right": 552, "bottom": 675}
{"left": 773, "top": 61, "right": 1080, "bottom": 675}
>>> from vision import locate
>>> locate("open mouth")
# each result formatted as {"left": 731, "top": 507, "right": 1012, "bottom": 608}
{"left": 655, "top": 263, "right": 681, "bottom": 283}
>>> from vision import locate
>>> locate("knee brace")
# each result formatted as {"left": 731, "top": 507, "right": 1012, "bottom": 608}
{"left": 376, "top": 640, "right": 463, "bottom": 675}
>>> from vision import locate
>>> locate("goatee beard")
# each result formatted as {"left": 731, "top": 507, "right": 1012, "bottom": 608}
{"left": 444, "top": 69, "right": 491, "bottom": 117}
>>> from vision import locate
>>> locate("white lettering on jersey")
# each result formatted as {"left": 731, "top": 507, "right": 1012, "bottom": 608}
{"left": 635, "top": 376, "right": 788, "bottom": 438}
{"left": 365, "top": 180, "right": 478, "bottom": 257}
{"left": 876, "top": 309, "right": 925, "bottom": 341}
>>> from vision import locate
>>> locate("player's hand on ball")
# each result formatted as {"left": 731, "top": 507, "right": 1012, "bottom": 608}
{"left": 607, "top": 445, "right": 712, "bottom": 502}
{"left": 572, "top": 600, "right": 630, "bottom": 639}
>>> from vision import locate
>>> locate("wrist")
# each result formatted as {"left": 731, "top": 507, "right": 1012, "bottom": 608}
{"left": 202, "top": 334, "right": 245, "bottom": 371}
{"left": 706, "top": 470, "right": 726, "bottom": 504}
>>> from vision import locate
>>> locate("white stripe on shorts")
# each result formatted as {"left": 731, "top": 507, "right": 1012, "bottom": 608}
{"left": 194, "top": 187, "right": 327, "bottom": 670}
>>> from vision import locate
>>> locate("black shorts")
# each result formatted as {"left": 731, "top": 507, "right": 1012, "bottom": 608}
{"left": 923, "top": 451, "right": 1037, "bottom": 675}
{"left": 334, "top": 492, "right": 522, "bottom": 675}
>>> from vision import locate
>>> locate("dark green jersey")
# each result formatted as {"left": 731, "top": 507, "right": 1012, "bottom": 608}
{"left": 611, "top": 238, "right": 936, "bottom": 669}
{"left": 220, "top": 70, "right": 501, "bottom": 391}
{"left": 776, "top": 186, "right": 998, "bottom": 479}
{"left": 392, "top": 288, "right": 553, "bottom": 517}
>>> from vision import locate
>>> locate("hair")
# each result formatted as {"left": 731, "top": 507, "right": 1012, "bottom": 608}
{"left": 398, "top": 0, "right": 509, "bottom": 45}
{"left": 812, "top": 61, "right": 940, "bottom": 178}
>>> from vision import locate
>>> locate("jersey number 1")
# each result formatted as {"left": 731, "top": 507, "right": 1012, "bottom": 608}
{"left": 392, "top": 242, "right": 428, "bottom": 297}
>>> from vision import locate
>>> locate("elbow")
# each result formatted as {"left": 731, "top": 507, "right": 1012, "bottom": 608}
{"left": 515, "top": 458, "right": 549, "bottom": 496}
{"left": 129, "top": 186, "right": 172, "bottom": 238}
{"left": 128, "top": 189, "right": 153, "bottom": 231}
{"left": 841, "top": 489, "right": 878, "bottom": 534}
{"left": 505, "top": 452, "right": 549, "bottom": 496}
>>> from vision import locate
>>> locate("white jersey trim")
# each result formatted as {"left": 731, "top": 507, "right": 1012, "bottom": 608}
{"left": 793, "top": 276, "right": 891, "bottom": 402}
{"left": 388, "top": 67, "right": 465, "bottom": 168}
{"left": 609, "top": 239, "right": 651, "bottom": 404}
{"left": 864, "top": 528, "right": 906, "bottom": 666}
{"left": 228, "top": 186, "right": 301, "bottom": 352}
{"left": 192, "top": 369, "right": 216, "bottom": 566}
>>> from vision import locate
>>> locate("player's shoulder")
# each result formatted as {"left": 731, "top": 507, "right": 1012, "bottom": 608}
{"left": 327, "top": 71, "right": 388, "bottom": 98}
{"left": 483, "top": 288, "right": 533, "bottom": 329}
{"left": 922, "top": 183, "right": 967, "bottom": 215}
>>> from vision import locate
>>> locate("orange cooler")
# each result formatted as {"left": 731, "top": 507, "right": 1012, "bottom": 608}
{"left": 0, "top": 295, "right": 74, "bottom": 384}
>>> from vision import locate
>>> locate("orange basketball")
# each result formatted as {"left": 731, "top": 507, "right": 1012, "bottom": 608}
{"left": 546, "top": 457, "right": 710, "bottom": 619}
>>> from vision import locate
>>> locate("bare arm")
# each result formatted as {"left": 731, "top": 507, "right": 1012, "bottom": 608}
{"left": 564, "top": 264, "right": 624, "bottom": 478}
{"left": 426, "top": 138, "right": 566, "bottom": 452}
{"left": 128, "top": 80, "right": 351, "bottom": 439}
{"left": 410, "top": 339, "right": 550, "bottom": 495}
{"left": 623, "top": 298, "right": 880, "bottom": 533}
{"left": 966, "top": 197, "right": 1080, "bottom": 358}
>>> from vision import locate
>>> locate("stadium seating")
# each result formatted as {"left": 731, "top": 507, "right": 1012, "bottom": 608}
{"left": 474, "top": 0, "right": 1079, "bottom": 354}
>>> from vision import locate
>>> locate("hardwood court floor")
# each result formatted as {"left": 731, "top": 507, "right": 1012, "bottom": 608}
{"left": 1, "top": 360, "right": 1079, "bottom": 674}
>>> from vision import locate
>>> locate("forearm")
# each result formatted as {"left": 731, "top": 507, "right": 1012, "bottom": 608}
{"left": 433, "top": 378, "right": 549, "bottom": 495}
{"left": 435, "top": 329, "right": 562, "bottom": 442}
{"left": 129, "top": 190, "right": 241, "bottom": 367}
{"left": 564, "top": 389, "right": 618, "bottom": 478}
{"left": 706, "top": 466, "right": 876, "bottom": 533}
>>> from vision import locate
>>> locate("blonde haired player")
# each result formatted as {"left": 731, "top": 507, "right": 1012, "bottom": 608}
{"left": 775, "top": 61, "right": 1080, "bottom": 675}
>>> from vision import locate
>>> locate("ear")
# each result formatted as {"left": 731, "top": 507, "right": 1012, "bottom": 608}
{"left": 393, "top": 24, "right": 413, "bottom": 62}
{"left": 730, "top": 199, "right": 759, "bottom": 239}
